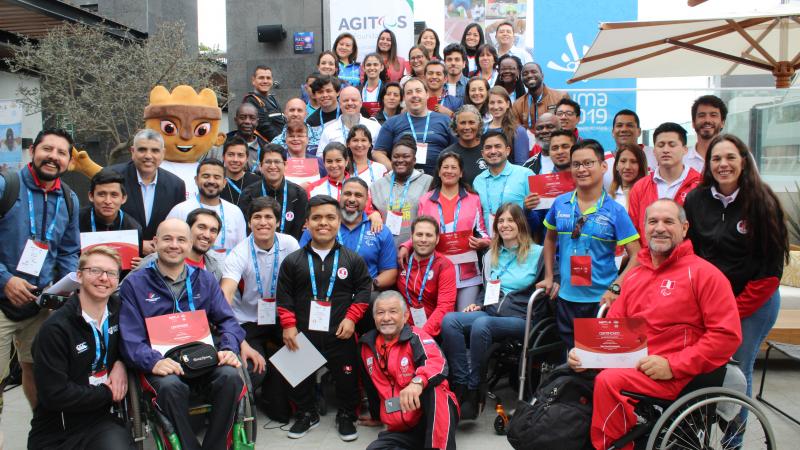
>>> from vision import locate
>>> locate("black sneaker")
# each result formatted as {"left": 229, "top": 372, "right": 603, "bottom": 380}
{"left": 336, "top": 410, "right": 358, "bottom": 442}
{"left": 287, "top": 411, "right": 320, "bottom": 439}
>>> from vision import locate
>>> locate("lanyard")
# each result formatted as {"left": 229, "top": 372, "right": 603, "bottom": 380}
{"left": 406, "top": 113, "right": 431, "bottom": 144}
{"left": 491, "top": 256, "right": 516, "bottom": 281}
{"left": 27, "top": 189, "right": 63, "bottom": 241}
{"left": 404, "top": 254, "right": 434, "bottom": 307}
{"left": 571, "top": 191, "right": 605, "bottom": 254}
{"left": 261, "top": 180, "right": 289, "bottom": 233}
{"left": 338, "top": 221, "right": 367, "bottom": 253}
{"left": 196, "top": 195, "right": 225, "bottom": 250}
{"left": 354, "top": 160, "right": 375, "bottom": 183}
{"left": 527, "top": 93, "right": 542, "bottom": 129}
{"left": 362, "top": 79, "right": 382, "bottom": 101}
{"left": 436, "top": 196, "right": 461, "bottom": 232}
{"left": 319, "top": 105, "right": 341, "bottom": 125}
{"left": 388, "top": 173, "right": 411, "bottom": 212}
{"left": 382, "top": 111, "right": 389, "bottom": 122}
{"left": 175, "top": 266, "right": 196, "bottom": 312}
{"left": 252, "top": 140, "right": 263, "bottom": 172}
{"left": 484, "top": 172, "right": 509, "bottom": 214}
{"left": 226, "top": 177, "right": 242, "bottom": 195}
{"left": 307, "top": 249, "right": 340, "bottom": 301}
{"left": 326, "top": 177, "right": 343, "bottom": 199}
{"left": 340, "top": 117, "right": 350, "bottom": 142}
{"left": 90, "top": 208, "right": 124, "bottom": 232}
{"left": 250, "top": 235, "right": 280, "bottom": 298}
{"left": 90, "top": 314, "right": 110, "bottom": 372}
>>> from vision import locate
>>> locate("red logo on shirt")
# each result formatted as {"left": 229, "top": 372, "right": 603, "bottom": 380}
{"left": 660, "top": 279, "right": 675, "bottom": 296}
{"left": 285, "top": 211, "right": 294, "bottom": 221}
{"left": 736, "top": 220, "right": 748, "bottom": 235}
{"left": 337, "top": 268, "right": 349, "bottom": 279}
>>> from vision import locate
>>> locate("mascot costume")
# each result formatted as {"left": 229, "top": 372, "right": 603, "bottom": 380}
{"left": 71, "top": 85, "right": 225, "bottom": 199}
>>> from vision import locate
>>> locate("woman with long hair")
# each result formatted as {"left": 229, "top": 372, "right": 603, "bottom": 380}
{"left": 473, "top": 44, "right": 498, "bottom": 85}
{"left": 496, "top": 54, "right": 526, "bottom": 102}
{"left": 417, "top": 28, "right": 442, "bottom": 60}
{"left": 485, "top": 86, "right": 529, "bottom": 164}
{"left": 609, "top": 144, "right": 648, "bottom": 210}
{"left": 316, "top": 51, "right": 339, "bottom": 77}
{"left": 360, "top": 53, "right": 388, "bottom": 118}
{"left": 440, "top": 202, "right": 543, "bottom": 420}
{"left": 345, "top": 124, "right": 387, "bottom": 188}
{"left": 460, "top": 23, "right": 485, "bottom": 74}
{"left": 332, "top": 32, "right": 361, "bottom": 87}
{"left": 398, "top": 151, "right": 490, "bottom": 309}
{"left": 464, "top": 77, "right": 491, "bottom": 123}
{"left": 375, "top": 82, "right": 402, "bottom": 125}
{"left": 375, "top": 29, "right": 409, "bottom": 82}
{"left": 405, "top": 45, "right": 430, "bottom": 81}
{"left": 684, "top": 134, "right": 789, "bottom": 446}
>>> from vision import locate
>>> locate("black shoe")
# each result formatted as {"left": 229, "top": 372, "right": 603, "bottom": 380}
{"left": 460, "top": 389, "right": 479, "bottom": 420}
{"left": 287, "top": 411, "right": 320, "bottom": 439}
{"left": 336, "top": 410, "right": 359, "bottom": 442}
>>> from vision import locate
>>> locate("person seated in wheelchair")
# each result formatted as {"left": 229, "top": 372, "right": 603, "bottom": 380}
{"left": 441, "top": 203, "right": 544, "bottom": 420}
{"left": 362, "top": 291, "right": 459, "bottom": 450}
{"left": 28, "top": 246, "right": 135, "bottom": 450}
{"left": 119, "top": 219, "right": 246, "bottom": 450}
{"left": 567, "top": 199, "right": 742, "bottom": 450}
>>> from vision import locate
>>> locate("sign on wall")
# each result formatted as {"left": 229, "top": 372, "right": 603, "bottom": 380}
{"left": 0, "top": 99, "right": 24, "bottom": 170}
{"left": 534, "top": 0, "right": 637, "bottom": 153}
{"left": 329, "top": 0, "right": 415, "bottom": 57}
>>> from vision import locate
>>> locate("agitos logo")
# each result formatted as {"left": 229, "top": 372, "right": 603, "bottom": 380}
{"left": 338, "top": 15, "right": 409, "bottom": 31}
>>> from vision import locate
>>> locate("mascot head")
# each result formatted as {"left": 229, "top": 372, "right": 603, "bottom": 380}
{"left": 143, "top": 85, "right": 225, "bottom": 163}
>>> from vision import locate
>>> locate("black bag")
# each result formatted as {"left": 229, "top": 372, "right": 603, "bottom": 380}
{"left": 507, "top": 365, "right": 595, "bottom": 450}
{"left": 165, "top": 342, "right": 219, "bottom": 379}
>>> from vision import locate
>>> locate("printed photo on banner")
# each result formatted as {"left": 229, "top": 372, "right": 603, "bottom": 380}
{"left": 0, "top": 99, "right": 25, "bottom": 170}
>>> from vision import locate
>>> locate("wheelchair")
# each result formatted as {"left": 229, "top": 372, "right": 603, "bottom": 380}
{"left": 117, "top": 357, "right": 258, "bottom": 450}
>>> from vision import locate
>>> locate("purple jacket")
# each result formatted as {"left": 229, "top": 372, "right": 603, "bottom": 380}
{"left": 118, "top": 263, "right": 244, "bottom": 372}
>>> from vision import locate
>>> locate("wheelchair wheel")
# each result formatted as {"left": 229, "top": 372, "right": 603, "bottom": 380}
{"left": 125, "top": 371, "right": 146, "bottom": 450}
{"left": 646, "top": 387, "right": 776, "bottom": 450}
{"left": 238, "top": 364, "right": 258, "bottom": 444}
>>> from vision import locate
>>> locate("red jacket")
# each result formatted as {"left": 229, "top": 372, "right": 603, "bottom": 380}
{"left": 360, "top": 325, "right": 456, "bottom": 432}
{"left": 627, "top": 168, "right": 700, "bottom": 245}
{"left": 609, "top": 240, "right": 742, "bottom": 380}
{"left": 397, "top": 252, "right": 457, "bottom": 336}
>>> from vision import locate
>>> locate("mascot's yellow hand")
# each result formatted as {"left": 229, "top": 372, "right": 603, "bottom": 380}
{"left": 69, "top": 146, "right": 102, "bottom": 178}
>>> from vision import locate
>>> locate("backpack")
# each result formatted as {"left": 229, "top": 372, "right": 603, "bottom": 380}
{"left": 0, "top": 169, "right": 74, "bottom": 218}
{"left": 507, "top": 365, "right": 596, "bottom": 450}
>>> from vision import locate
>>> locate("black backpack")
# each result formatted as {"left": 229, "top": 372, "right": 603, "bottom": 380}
{"left": 0, "top": 169, "right": 74, "bottom": 218}
{"left": 507, "top": 365, "right": 596, "bottom": 450}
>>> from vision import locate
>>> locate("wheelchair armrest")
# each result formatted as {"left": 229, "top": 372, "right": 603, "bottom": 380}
{"left": 620, "top": 390, "right": 674, "bottom": 409}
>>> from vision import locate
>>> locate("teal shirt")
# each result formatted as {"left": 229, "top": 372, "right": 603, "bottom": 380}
{"left": 474, "top": 162, "right": 533, "bottom": 231}
{"left": 483, "top": 243, "right": 543, "bottom": 294}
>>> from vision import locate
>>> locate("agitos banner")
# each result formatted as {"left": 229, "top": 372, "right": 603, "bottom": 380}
{"left": 329, "top": 0, "right": 415, "bottom": 57}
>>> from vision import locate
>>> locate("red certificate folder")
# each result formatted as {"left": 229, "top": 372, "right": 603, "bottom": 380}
{"left": 574, "top": 318, "right": 647, "bottom": 368}
{"left": 145, "top": 310, "right": 214, "bottom": 356}
{"left": 80, "top": 229, "right": 139, "bottom": 270}
{"left": 436, "top": 230, "right": 478, "bottom": 264}
{"left": 528, "top": 172, "right": 575, "bottom": 209}
{"left": 285, "top": 158, "right": 321, "bottom": 185}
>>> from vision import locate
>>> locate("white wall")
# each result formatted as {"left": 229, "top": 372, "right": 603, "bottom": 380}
{"left": 0, "top": 71, "right": 43, "bottom": 141}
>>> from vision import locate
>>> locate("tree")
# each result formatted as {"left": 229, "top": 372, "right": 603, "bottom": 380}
{"left": 5, "top": 21, "right": 223, "bottom": 162}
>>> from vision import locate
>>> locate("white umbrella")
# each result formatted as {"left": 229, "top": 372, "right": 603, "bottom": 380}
{"left": 569, "top": 6, "right": 800, "bottom": 88}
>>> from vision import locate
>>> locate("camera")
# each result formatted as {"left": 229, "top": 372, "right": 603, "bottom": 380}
{"left": 37, "top": 293, "right": 68, "bottom": 310}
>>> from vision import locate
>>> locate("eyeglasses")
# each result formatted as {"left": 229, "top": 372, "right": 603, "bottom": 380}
{"left": 571, "top": 160, "right": 599, "bottom": 170}
{"left": 572, "top": 215, "right": 588, "bottom": 239}
{"left": 410, "top": 54, "right": 426, "bottom": 61}
{"left": 80, "top": 267, "right": 120, "bottom": 279}
{"left": 556, "top": 111, "right": 577, "bottom": 117}
{"left": 262, "top": 159, "right": 284, "bottom": 166}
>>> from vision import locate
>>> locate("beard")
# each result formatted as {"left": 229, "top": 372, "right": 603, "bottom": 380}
{"left": 341, "top": 209, "right": 361, "bottom": 223}
{"left": 199, "top": 184, "right": 221, "bottom": 199}
{"left": 648, "top": 236, "right": 676, "bottom": 256}
{"left": 32, "top": 158, "right": 65, "bottom": 182}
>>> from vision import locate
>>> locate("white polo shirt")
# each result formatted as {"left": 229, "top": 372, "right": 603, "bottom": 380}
{"left": 166, "top": 196, "right": 247, "bottom": 252}
{"left": 653, "top": 165, "right": 690, "bottom": 199}
{"left": 684, "top": 146, "right": 705, "bottom": 173}
{"left": 222, "top": 232, "right": 300, "bottom": 324}
{"left": 316, "top": 116, "right": 382, "bottom": 157}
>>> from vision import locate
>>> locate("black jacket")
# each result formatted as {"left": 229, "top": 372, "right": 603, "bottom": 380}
{"left": 220, "top": 171, "right": 263, "bottom": 207}
{"left": 108, "top": 162, "right": 186, "bottom": 241}
{"left": 238, "top": 178, "right": 308, "bottom": 240}
{"left": 28, "top": 295, "right": 122, "bottom": 449}
{"left": 276, "top": 241, "right": 372, "bottom": 333}
{"left": 243, "top": 91, "right": 286, "bottom": 141}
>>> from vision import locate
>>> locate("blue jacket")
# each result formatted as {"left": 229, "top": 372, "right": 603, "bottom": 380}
{"left": 0, "top": 167, "right": 80, "bottom": 319}
{"left": 118, "top": 263, "right": 244, "bottom": 372}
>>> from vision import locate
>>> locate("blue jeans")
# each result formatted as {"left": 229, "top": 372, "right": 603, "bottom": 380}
{"left": 440, "top": 311, "right": 526, "bottom": 389}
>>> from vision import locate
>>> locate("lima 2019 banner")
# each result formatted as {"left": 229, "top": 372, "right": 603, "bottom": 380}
{"left": 330, "top": 0, "right": 415, "bottom": 57}
{"left": 535, "top": 0, "right": 637, "bottom": 153}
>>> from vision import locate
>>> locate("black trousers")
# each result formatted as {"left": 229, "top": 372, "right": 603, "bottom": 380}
{"left": 366, "top": 387, "right": 459, "bottom": 450}
{"left": 144, "top": 365, "right": 243, "bottom": 450}
{"left": 241, "top": 322, "right": 283, "bottom": 392}
{"left": 291, "top": 331, "right": 359, "bottom": 415}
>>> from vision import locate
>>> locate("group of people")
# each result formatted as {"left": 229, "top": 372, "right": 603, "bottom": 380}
{"left": 0, "top": 21, "right": 790, "bottom": 450}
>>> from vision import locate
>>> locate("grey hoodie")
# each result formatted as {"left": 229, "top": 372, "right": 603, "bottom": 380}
{"left": 371, "top": 169, "right": 433, "bottom": 246}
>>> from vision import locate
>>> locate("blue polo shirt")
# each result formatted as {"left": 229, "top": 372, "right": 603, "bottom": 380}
{"left": 299, "top": 214, "right": 397, "bottom": 278}
{"left": 474, "top": 162, "right": 534, "bottom": 231}
{"left": 543, "top": 190, "right": 639, "bottom": 303}
{"left": 374, "top": 112, "right": 455, "bottom": 175}
{"left": 483, "top": 244, "right": 543, "bottom": 295}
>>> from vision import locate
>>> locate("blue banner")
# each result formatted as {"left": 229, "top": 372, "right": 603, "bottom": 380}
{"left": 534, "top": 0, "right": 637, "bottom": 154}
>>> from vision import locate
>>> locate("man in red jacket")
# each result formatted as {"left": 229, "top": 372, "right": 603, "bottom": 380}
{"left": 627, "top": 123, "right": 700, "bottom": 245}
{"left": 568, "top": 199, "right": 742, "bottom": 450}
{"left": 362, "top": 290, "right": 459, "bottom": 450}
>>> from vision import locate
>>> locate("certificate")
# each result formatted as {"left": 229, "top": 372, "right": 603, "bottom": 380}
{"left": 528, "top": 172, "right": 575, "bottom": 210}
{"left": 574, "top": 318, "right": 647, "bottom": 368}
{"left": 80, "top": 229, "right": 139, "bottom": 270}
{"left": 285, "top": 158, "right": 321, "bottom": 186}
{"left": 145, "top": 310, "right": 214, "bottom": 357}
{"left": 269, "top": 332, "right": 327, "bottom": 387}
{"left": 436, "top": 230, "right": 478, "bottom": 264}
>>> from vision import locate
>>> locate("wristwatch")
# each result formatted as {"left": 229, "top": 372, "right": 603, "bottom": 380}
{"left": 411, "top": 376, "right": 424, "bottom": 386}
{"left": 608, "top": 283, "right": 621, "bottom": 295}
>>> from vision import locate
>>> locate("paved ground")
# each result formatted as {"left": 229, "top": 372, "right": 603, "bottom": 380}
{"left": 1, "top": 360, "right": 798, "bottom": 449}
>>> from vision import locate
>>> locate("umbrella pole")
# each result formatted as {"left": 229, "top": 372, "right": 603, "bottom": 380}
{"left": 773, "top": 61, "right": 794, "bottom": 88}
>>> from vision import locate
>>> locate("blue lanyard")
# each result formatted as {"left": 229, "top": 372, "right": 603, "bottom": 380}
{"left": 326, "top": 177, "right": 342, "bottom": 198}
{"left": 362, "top": 79, "right": 382, "bottom": 101}
{"left": 388, "top": 173, "right": 411, "bottom": 212}
{"left": 436, "top": 196, "right": 461, "bottom": 232}
{"left": 406, "top": 113, "right": 431, "bottom": 144}
{"left": 27, "top": 189, "right": 62, "bottom": 241}
{"left": 90, "top": 315, "right": 109, "bottom": 372}
{"left": 340, "top": 117, "right": 349, "bottom": 142}
{"left": 527, "top": 93, "right": 542, "bottom": 129}
{"left": 307, "top": 249, "right": 340, "bottom": 301}
{"left": 484, "top": 173, "right": 509, "bottom": 214}
{"left": 404, "top": 254, "right": 434, "bottom": 307}
{"left": 354, "top": 160, "right": 375, "bottom": 183}
{"left": 250, "top": 235, "right": 280, "bottom": 298}
{"left": 196, "top": 195, "right": 225, "bottom": 249}
{"left": 382, "top": 111, "right": 389, "bottom": 122}
{"left": 261, "top": 181, "right": 289, "bottom": 233}
{"left": 338, "top": 221, "right": 367, "bottom": 253}
{"left": 90, "top": 208, "right": 124, "bottom": 232}
{"left": 174, "top": 266, "right": 196, "bottom": 312}
{"left": 226, "top": 177, "right": 242, "bottom": 195}
{"left": 571, "top": 191, "right": 605, "bottom": 254}
{"left": 252, "top": 141, "right": 263, "bottom": 173}
{"left": 319, "top": 105, "right": 341, "bottom": 125}
{"left": 491, "top": 256, "right": 516, "bottom": 281}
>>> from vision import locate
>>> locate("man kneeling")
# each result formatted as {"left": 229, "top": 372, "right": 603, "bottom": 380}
{"left": 568, "top": 199, "right": 741, "bottom": 450}
{"left": 361, "top": 291, "right": 459, "bottom": 450}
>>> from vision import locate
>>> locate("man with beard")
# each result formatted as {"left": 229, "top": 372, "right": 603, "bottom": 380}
{"left": 271, "top": 98, "right": 323, "bottom": 157}
{"left": 220, "top": 137, "right": 262, "bottom": 206}
{"left": 686, "top": 95, "right": 727, "bottom": 173}
{"left": 527, "top": 130, "right": 575, "bottom": 240}
{"left": 317, "top": 86, "right": 382, "bottom": 156}
{"left": 612, "top": 109, "right": 656, "bottom": 171}
{"left": 523, "top": 112, "right": 559, "bottom": 172}
{"left": 512, "top": 62, "right": 569, "bottom": 133}
{"left": 568, "top": 199, "right": 741, "bottom": 450}
{"left": 442, "top": 105, "right": 484, "bottom": 186}
{"left": 243, "top": 65, "right": 286, "bottom": 141}
{"left": 0, "top": 128, "right": 80, "bottom": 415}
{"left": 225, "top": 102, "right": 269, "bottom": 173}
{"left": 167, "top": 159, "right": 246, "bottom": 253}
